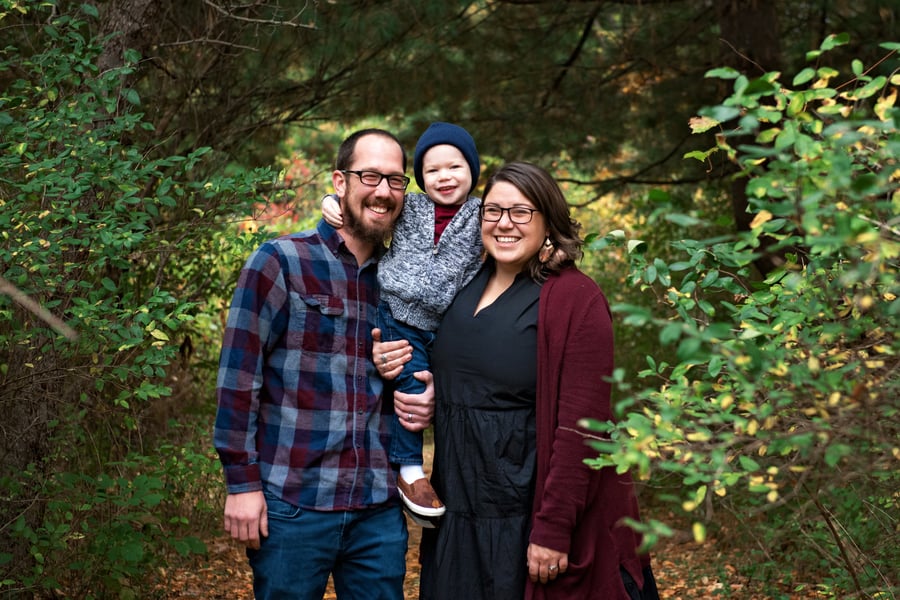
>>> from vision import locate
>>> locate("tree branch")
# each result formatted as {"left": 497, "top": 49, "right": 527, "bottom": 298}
{"left": 540, "top": 4, "right": 603, "bottom": 110}
{"left": 201, "top": 0, "right": 318, "bottom": 29}
{"left": 0, "top": 277, "right": 78, "bottom": 340}
{"left": 558, "top": 134, "right": 724, "bottom": 206}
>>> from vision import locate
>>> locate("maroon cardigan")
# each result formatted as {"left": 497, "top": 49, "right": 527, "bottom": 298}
{"left": 526, "top": 268, "right": 650, "bottom": 600}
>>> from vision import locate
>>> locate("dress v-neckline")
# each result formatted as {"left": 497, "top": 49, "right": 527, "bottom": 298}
{"left": 473, "top": 270, "right": 518, "bottom": 316}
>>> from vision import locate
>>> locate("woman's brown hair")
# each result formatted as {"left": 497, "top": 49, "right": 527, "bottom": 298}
{"left": 481, "top": 161, "right": 583, "bottom": 282}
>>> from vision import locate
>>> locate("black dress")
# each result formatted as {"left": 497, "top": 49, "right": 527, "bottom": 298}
{"left": 419, "top": 265, "right": 542, "bottom": 600}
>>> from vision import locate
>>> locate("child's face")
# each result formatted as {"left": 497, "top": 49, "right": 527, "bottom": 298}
{"left": 421, "top": 144, "right": 473, "bottom": 207}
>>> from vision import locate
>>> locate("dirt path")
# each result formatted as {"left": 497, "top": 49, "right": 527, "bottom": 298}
{"left": 156, "top": 515, "right": 824, "bottom": 599}
{"left": 166, "top": 445, "right": 825, "bottom": 599}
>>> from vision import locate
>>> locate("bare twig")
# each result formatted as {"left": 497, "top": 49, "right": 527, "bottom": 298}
{"left": 807, "top": 484, "right": 864, "bottom": 598}
{"left": 201, "top": 0, "right": 318, "bottom": 29}
{"left": 0, "top": 276, "right": 78, "bottom": 340}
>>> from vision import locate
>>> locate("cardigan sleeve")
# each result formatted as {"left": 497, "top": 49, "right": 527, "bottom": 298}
{"left": 529, "top": 272, "right": 615, "bottom": 553}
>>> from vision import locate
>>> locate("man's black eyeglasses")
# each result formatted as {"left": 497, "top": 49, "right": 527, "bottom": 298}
{"left": 480, "top": 204, "right": 540, "bottom": 224}
{"left": 342, "top": 170, "right": 410, "bottom": 191}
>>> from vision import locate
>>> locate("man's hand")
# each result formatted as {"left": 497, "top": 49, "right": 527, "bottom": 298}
{"left": 394, "top": 370, "right": 434, "bottom": 432}
{"left": 224, "top": 490, "right": 268, "bottom": 550}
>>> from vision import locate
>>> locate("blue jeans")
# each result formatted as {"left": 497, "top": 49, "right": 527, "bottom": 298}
{"left": 377, "top": 302, "right": 434, "bottom": 466}
{"left": 248, "top": 488, "right": 408, "bottom": 599}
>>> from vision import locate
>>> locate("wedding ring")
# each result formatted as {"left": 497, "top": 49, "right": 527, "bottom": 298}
{"left": 407, "top": 413, "right": 413, "bottom": 422}
{"left": 380, "top": 354, "right": 388, "bottom": 365}
{"left": 549, "top": 565, "right": 559, "bottom": 572}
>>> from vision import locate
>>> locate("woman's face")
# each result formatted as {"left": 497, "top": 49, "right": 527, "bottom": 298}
{"left": 481, "top": 181, "right": 547, "bottom": 274}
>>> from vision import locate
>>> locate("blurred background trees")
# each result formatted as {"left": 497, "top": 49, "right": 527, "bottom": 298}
{"left": 1, "top": 0, "right": 897, "bottom": 597}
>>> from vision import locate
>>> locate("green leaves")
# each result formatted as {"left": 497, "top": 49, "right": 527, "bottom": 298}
{"left": 0, "top": 4, "right": 273, "bottom": 594}
{"left": 805, "top": 32, "right": 850, "bottom": 60}
{"left": 596, "top": 37, "right": 900, "bottom": 594}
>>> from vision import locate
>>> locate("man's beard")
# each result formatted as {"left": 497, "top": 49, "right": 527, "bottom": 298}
{"left": 343, "top": 198, "right": 394, "bottom": 246}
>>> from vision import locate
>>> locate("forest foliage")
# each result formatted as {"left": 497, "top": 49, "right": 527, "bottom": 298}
{"left": 0, "top": 1, "right": 898, "bottom": 598}
{"left": 588, "top": 35, "right": 900, "bottom": 598}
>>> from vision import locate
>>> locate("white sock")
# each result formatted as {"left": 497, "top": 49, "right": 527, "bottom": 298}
{"left": 400, "top": 465, "right": 426, "bottom": 483}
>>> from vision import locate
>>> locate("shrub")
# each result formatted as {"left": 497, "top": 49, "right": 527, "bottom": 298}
{"left": 589, "top": 36, "right": 899, "bottom": 598}
{"left": 0, "top": 3, "right": 274, "bottom": 595}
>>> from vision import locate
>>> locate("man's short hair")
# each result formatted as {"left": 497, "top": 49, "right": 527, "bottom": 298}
{"left": 335, "top": 129, "right": 407, "bottom": 172}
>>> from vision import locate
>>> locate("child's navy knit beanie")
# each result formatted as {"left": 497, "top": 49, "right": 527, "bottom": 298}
{"left": 413, "top": 122, "right": 480, "bottom": 195}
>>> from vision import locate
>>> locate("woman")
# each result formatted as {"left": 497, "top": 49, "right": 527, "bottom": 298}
{"left": 381, "top": 162, "right": 659, "bottom": 599}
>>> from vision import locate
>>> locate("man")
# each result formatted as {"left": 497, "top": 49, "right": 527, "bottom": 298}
{"left": 214, "top": 129, "right": 430, "bottom": 598}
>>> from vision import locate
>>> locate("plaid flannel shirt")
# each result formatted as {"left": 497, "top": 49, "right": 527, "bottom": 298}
{"left": 214, "top": 220, "right": 397, "bottom": 510}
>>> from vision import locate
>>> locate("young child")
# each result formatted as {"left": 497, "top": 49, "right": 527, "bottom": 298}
{"left": 322, "top": 122, "right": 483, "bottom": 520}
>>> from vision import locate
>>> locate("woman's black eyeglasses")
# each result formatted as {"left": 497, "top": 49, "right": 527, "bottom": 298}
{"left": 480, "top": 204, "right": 539, "bottom": 224}
{"left": 342, "top": 170, "right": 410, "bottom": 191}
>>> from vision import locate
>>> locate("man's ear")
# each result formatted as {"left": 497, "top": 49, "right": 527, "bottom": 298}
{"left": 332, "top": 170, "right": 347, "bottom": 199}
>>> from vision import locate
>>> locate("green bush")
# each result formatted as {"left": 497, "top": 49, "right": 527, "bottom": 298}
{"left": 589, "top": 36, "right": 899, "bottom": 598}
{"left": 0, "top": 2, "right": 274, "bottom": 595}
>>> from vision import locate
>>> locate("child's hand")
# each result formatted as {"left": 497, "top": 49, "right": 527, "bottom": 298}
{"left": 322, "top": 194, "right": 344, "bottom": 228}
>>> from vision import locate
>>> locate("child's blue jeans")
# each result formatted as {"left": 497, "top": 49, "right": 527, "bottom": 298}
{"left": 377, "top": 301, "right": 435, "bottom": 466}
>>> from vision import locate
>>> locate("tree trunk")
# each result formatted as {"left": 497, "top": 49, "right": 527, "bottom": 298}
{"left": 97, "top": 0, "right": 164, "bottom": 74}
{"left": 716, "top": 0, "right": 785, "bottom": 276}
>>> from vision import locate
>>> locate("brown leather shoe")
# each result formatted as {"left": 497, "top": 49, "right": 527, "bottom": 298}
{"left": 398, "top": 476, "right": 446, "bottom": 517}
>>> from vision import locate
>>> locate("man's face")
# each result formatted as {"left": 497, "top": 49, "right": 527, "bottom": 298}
{"left": 333, "top": 135, "right": 405, "bottom": 246}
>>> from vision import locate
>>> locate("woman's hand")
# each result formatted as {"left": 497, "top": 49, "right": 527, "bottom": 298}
{"left": 372, "top": 328, "right": 412, "bottom": 380}
{"left": 393, "top": 370, "right": 434, "bottom": 432}
{"left": 527, "top": 543, "right": 568, "bottom": 584}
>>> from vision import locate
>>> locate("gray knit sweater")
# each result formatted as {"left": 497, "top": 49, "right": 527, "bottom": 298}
{"left": 379, "top": 192, "right": 483, "bottom": 331}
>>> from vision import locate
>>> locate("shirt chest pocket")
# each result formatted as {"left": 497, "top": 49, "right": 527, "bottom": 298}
{"left": 288, "top": 292, "right": 346, "bottom": 354}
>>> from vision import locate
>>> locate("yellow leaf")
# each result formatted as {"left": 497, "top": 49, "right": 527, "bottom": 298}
{"left": 875, "top": 89, "right": 897, "bottom": 121}
{"left": 855, "top": 231, "right": 880, "bottom": 244}
{"left": 692, "top": 521, "right": 707, "bottom": 543}
{"left": 689, "top": 115, "right": 719, "bottom": 134}
{"left": 150, "top": 329, "right": 170, "bottom": 341}
{"left": 768, "top": 362, "right": 789, "bottom": 376}
{"left": 695, "top": 485, "right": 707, "bottom": 503}
{"left": 749, "top": 210, "right": 773, "bottom": 229}
{"left": 882, "top": 242, "right": 900, "bottom": 259}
